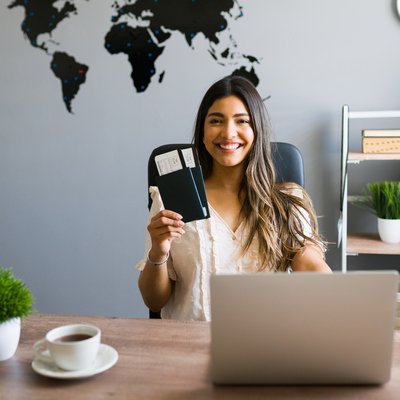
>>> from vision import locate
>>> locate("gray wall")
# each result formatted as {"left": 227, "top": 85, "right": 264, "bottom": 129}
{"left": 1, "top": 1, "right": 399, "bottom": 318}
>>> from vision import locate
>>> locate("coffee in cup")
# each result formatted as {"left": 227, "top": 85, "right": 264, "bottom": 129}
{"left": 33, "top": 324, "right": 101, "bottom": 371}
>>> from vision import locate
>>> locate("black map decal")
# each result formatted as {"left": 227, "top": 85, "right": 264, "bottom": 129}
{"left": 7, "top": 0, "right": 261, "bottom": 113}
{"left": 8, "top": 0, "right": 77, "bottom": 51}
{"left": 50, "top": 52, "right": 89, "bottom": 113}
{"left": 105, "top": 23, "right": 168, "bottom": 92}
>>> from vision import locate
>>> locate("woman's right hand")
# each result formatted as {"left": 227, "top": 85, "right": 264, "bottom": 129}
{"left": 147, "top": 210, "right": 185, "bottom": 262}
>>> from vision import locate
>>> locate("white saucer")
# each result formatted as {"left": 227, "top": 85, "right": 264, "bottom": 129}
{"left": 31, "top": 344, "right": 118, "bottom": 379}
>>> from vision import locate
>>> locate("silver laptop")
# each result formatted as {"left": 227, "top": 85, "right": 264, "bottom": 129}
{"left": 210, "top": 271, "right": 399, "bottom": 385}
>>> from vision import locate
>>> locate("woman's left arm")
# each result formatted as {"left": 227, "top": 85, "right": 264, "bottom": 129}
{"left": 291, "top": 243, "right": 332, "bottom": 272}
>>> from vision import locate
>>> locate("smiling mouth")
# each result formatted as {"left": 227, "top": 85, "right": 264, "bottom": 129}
{"left": 218, "top": 143, "right": 242, "bottom": 150}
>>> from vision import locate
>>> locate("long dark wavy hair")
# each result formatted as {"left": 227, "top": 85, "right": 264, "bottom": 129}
{"left": 193, "top": 76, "right": 326, "bottom": 271}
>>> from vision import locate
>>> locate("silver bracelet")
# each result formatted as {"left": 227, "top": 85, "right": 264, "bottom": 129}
{"left": 147, "top": 250, "right": 169, "bottom": 266}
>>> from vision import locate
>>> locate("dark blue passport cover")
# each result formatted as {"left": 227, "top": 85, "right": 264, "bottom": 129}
{"left": 156, "top": 167, "right": 210, "bottom": 223}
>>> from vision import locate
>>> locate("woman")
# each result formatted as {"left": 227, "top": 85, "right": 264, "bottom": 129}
{"left": 136, "top": 76, "right": 331, "bottom": 320}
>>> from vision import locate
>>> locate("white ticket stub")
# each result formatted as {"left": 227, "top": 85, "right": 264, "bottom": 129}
{"left": 181, "top": 148, "right": 196, "bottom": 168}
{"left": 154, "top": 150, "right": 183, "bottom": 176}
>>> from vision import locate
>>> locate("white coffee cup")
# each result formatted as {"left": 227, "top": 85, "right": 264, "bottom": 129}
{"left": 33, "top": 324, "right": 101, "bottom": 371}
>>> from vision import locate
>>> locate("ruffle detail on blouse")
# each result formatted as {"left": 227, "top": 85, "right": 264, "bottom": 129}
{"left": 135, "top": 259, "right": 146, "bottom": 272}
{"left": 149, "top": 186, "right": 164, "bottom": 208}
{"left": 208, "top": 210, "right": 219, "bottom": 274}
{"left": 194, "top": 219, "right": 208, "bottom": 320}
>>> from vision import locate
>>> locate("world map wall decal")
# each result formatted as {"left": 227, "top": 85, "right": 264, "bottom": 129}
{"left": 7, "top": 0, "right": 260, "bottom": 114}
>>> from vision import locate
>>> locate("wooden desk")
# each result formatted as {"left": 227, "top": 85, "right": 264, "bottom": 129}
{"left": 1, "top": 314, "right": 400, "bottom": 400}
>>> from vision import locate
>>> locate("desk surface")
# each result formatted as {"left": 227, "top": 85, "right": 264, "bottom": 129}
{"left": 1, "top": 314, "right": 400, "bottom": 400}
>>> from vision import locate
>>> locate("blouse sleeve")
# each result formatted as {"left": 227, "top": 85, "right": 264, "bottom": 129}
{"left": 135, "top": 187, "right": 177, "bottom": 281}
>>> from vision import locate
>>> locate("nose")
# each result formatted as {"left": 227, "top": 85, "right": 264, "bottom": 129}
{"left": 221, "top": 119, "right": 238, "bottom": 139}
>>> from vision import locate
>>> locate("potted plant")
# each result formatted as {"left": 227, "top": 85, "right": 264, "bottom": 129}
{"left": 0, "top": 267, "right": 34, "bottom": 361}
{"left": 361, "top": 181, "right": 400, "bottom": 244}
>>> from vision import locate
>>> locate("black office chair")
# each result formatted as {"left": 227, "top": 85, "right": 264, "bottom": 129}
{"left": 146, "top": 142, "right": 304, "bottom": 319}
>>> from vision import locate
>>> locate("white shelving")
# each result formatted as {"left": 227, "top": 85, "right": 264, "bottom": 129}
{"left": 340, "top": 105, "right": 400, "bottom": 272}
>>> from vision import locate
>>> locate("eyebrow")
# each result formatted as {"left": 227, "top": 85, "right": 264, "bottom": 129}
{"left": 206, "top": 112, "right": 249, "bottom": 118}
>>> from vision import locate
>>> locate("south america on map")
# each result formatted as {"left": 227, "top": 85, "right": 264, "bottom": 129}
{"left": 7, "top": 0, "right": 260, "bottom": 113}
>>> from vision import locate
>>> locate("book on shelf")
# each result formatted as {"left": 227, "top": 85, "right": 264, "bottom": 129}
{"left": 362, "top": 129, "right": 400, "bottom": 137}
{"left": 362, "top": 137, "right": 400, "bottom": 154}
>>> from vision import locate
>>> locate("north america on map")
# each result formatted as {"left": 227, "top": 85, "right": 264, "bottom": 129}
{"left": 7, "top": 0, "right": 260, "bottom": 113}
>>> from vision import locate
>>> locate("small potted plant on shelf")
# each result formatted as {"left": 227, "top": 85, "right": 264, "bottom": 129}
{"left": 0, "top": 267, "right": 34, "bottom": 361}
{"left": 361, "top": 181, "right": 400, "bottom": 244}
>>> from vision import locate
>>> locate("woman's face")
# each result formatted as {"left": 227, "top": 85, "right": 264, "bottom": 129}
{"left": 203, "top": 95, "right": 254, "bottom": 170}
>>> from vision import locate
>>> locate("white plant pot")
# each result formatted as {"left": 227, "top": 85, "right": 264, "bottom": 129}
{"left": 377, "top": 218, "right": 400, "bottom": 244}
{"left": 0, "top": 317, "right": 21, "bottom": 361}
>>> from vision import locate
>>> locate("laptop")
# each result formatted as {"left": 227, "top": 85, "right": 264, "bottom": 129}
{"left": 210, "top": 271, "right": 399, "bottom": 385}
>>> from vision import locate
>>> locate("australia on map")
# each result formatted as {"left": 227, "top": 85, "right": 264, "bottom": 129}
{"left": 7, "top": 0, "right": 260, "bottom": 113}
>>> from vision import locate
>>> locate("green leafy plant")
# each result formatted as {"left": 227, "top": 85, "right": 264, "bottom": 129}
{"left": 361, "top": 181, "right": 400, "bottom": 220}
{"left": 0, "top": 267, "right": 34, "bottom": 324}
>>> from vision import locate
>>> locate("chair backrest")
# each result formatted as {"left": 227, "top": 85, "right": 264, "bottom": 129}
{"left": 146, "top": 142, "right": 304, "bottom": 318}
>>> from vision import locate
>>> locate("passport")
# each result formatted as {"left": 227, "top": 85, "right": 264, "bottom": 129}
{"left": 155, "top": 146, "right": 210, "bottom": 223}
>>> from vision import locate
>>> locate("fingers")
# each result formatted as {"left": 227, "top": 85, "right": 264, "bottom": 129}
{"left": 148, "top": 210, "right": 186, "bottom": 239}
{"left": 151, "top": 225, "right": 185, "bottom": 239}
{"left": 150, "top": 210, "right": 184, "bottom": 228}
{"left": 153, "top": 210, "right": 183, "bottom": 222}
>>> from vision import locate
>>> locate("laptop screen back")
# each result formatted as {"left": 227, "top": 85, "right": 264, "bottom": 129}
{"left": 210, "top": 271, "right": 399, "bottom": 385}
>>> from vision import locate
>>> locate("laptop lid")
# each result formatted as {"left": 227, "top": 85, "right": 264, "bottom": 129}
{"left": 210, "top": 271, "right": 399, "bottom": 385}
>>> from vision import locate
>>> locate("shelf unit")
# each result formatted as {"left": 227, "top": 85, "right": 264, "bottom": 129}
{"left": 340, "top": 105, "right": 400, "bottom": 272}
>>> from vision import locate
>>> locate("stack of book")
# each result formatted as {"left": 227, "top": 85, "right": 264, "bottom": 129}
{"left": 362, "top": 129, "right": 400, "bottom": 153}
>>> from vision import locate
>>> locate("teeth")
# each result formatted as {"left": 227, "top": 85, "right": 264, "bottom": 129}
{"left": 220, "top": 143, "right": 240, "bottom": 150}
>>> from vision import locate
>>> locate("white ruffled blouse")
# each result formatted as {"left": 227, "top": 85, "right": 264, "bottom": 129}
{"left": 136, "top": 186, "right": 311, "bottom": 321}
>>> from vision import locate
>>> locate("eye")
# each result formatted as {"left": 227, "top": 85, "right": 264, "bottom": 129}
{"left": 208, "top": 118, "right": 223, "bottom": 125}
{"left": 237, "top": 118, "right": 251, "bottom": 125}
